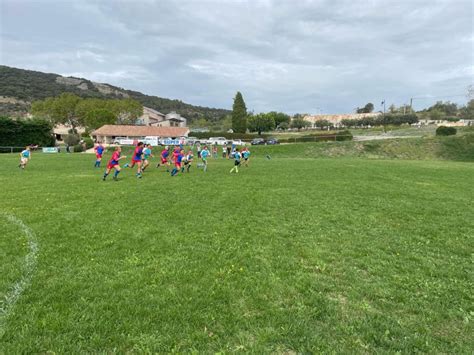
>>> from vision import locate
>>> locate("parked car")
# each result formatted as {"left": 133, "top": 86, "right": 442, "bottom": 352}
{"left": 208, "top": 137, "right": 228, "bottom": 145}
{"left": 266, "top": 137, "right": 280, "bottom": 145}
{"left": 251, "top": 138, "right": 266, "bottom": 145}
{"left": 232, "top": 139, "right": 245, "bottom": 146}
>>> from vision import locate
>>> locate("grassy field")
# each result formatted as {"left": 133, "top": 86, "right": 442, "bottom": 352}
{"left": 1, "top": 144, "right": 473, "bottom": 353}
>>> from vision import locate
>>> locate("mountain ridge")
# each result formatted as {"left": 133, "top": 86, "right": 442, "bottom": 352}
{"left": 0, "top": 65, "right": 230, "bottom": 122}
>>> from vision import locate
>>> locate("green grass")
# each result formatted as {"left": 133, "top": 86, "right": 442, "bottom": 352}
{"left": 1, "top": 146, "right": 473, "bottom": 353}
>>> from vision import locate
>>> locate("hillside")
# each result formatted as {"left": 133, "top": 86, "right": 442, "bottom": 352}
{"left": 0, "top": 65, "right": 230, "bottom": 122}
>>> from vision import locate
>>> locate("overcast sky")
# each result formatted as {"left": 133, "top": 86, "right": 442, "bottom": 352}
{"left": 1, "top": 0, "right": 473, "bottom": 114}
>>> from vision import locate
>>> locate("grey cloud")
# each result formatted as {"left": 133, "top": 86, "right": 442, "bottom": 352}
{"left": 1, "top": 0, "right": 472, "bottom": 113}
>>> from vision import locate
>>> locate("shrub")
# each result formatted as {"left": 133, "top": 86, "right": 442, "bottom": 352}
{"left": 0, "top": 116, "right": 55, "bottom": 148}
{"left": 335, "top": 130, "right": 353, "bottom": 141}
{"left": 64, "top": 134, "right": 80, "bottom": 146}
{"left": 83, "top": 137, "right": 94, "bottom": 149}
{"left": 73, "top": 144, "right": 84, "bottom": 153}
{"left": 436, "top": 126, "right": 457, "bottom": 136}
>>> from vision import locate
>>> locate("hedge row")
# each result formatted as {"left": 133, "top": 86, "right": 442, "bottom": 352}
{"left": 0, "top": 116, "right": 55, "bottom": 147}
{"left": 189, "top": 131, "right": 271, "bottom": 140}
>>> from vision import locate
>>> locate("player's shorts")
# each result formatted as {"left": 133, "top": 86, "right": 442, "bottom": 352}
{"left": 234, "top": 160, "right": 241, "bottom": 166}
{"left": 96, "top": 153, "right": 102, "bottom": 159}
{"left": 20, "top": 157, "right": 28, "bottom": 164}
{"left": 175, "top": 162, "right": 181, "bottom": 169}
{"left": 107, "top": 161, "right": 119, "bottom": 169}
{"left": 161, "top": 157, "right": 168, "bottom": 164}
{"left": 132, "top": 157, "right": 141, "bottom": 163}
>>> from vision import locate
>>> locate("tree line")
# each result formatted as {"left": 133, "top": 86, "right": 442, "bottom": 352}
{"left": 31, "top": 93, "right": 143, "bottom": 132}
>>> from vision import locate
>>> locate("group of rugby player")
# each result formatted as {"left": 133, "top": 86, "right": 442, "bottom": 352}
{"left": 97, "top": 141, "right": 251, "bottom": 181}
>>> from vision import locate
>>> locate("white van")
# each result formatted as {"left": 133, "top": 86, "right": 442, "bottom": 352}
{"left": 208, "top": 137, "right": 228, "bottom": 145}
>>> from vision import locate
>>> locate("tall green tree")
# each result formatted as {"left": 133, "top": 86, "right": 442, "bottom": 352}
{"left": 357, "top": 102, "right": 374, "bottom": 113}
{"left": 266, "top": 111, "right": 290, "bottom": 128}
{"left": 247, "top": 113, "right": 275, "bottom": 135}
{"left": 31, "top": 93, "right": 81, "bottom": 129}
{"left": 84, "top": 109, "right": 117, "bottom": 130}
{"left": 231, "top": 92, "right": 247, "bottom": 133}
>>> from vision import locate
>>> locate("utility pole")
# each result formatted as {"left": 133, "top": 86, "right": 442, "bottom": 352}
{"left": 410, "top": 97, "right": 413, "bottom": 112}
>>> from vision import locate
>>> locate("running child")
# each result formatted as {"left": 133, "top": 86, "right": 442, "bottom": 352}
{"left": 156, "top": 146, "right": 170, "bottom": 171}
{"left": 171, "top": 149, "right": 184, "bottom": 176}
{"left": 19, "top": 146, "right": 31, "bottom": 169}
{"left": 212, "top": 144, "right": 218, "bottom": 159}
{"left": 230, "top": 148, "right": 242, "bottom": 173}
{"left": 124, "top": 142, "right": 144, "bottom": 178}
{"left": 183, "top": 150, "right": 194, "bottom": 173}
{"left": 141, "top": 144, "right": 153, "bottom": 172}
{"left": 103, "top": 146, "right": 126, "bottom": 181}
{"left": 242, "top": 147, "right": 251, "bottom": 167}
{"left": 200, "top": 146, "right": 210, "bottom": 172}
{"left": 94, "top": 142, "right": 105, "bottom": 167}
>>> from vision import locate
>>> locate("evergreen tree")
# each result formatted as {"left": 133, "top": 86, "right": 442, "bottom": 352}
{"left": 232, "top": 92, "right": 247, "bottom": 133}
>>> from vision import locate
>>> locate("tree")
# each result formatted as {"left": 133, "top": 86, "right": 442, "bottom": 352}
{"left": 356, "top": 102, "right": 374, "bottom": 113}
{"left": 108, "top": 98, "right": 143, "bottom": 124}
{"left": 314, "top": 119, "right": 332, "bottom": 129}
{"left": 231, "top": 92, "right": 247, "bottom": 133}
{"left": 290, "top": 117, "right": 310, "bottom": 130}
{"left": 31, "top": 93, "right": 81, "bottom": 129}
{"left": 84, "top": 109, "right": 116, "bottom": 130}
{"left": 247, "top": 113, "right": 275, "bottom": 135}
{"left": 428, "top": 101, "right": 458, "bottom": 116}
{"left": 266, "top": 111, "right": 290, "bottom": 128}
{"left": 460, "top": 99, "right": 474, "bottom": 119}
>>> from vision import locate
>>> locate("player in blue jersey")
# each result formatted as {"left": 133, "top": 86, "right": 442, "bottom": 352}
{"left": 94, "top": 142, "right": 105, "bottom": 167}
{"left": 242, "top": 147, "right": 251, "bottom": 167}
{"left": 230, "top": 148, "right": 242, "bottom": 173}
{"left": 19, "top": 146, "right": 31, "bottom": 169}
{"left": 200, "top": 146, "right": 210, "bottom": 172}
{"left": 141, "top": 144, "right": 153, "bottom": 172}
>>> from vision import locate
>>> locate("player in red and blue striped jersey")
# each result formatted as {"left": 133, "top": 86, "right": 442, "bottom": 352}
{"left": 124, "top": 142, "right": 144, "bottom": 178}
{"left": 103, "top": 146, "right": 126, "bottom": 181}
{"left": 94, "top": 142, "right": 105, "bottom": 167}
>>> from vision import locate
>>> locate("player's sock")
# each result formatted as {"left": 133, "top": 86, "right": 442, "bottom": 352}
{"left": 187, "top": 165, "right": 191, "bottom": 172}
{"left": 181, "top": 167, "right": 184, "bottom": 173}
{"left": 103, "top": 172, "right": 108, "bottom": 180}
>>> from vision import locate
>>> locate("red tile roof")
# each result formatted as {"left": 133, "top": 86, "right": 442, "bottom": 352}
{"left": 92, "top": 125, "right": 189, "bottom": 137}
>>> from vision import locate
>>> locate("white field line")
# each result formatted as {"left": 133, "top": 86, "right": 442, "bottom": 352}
{"left": 0, "top": 213, "right": 39, "bottom": 337}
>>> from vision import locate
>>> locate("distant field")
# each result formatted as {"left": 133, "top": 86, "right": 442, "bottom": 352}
{"left": 1, "top": 146, "right": 473, "bottom": 353}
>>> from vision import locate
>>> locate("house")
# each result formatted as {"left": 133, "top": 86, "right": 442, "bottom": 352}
{"left": 303, "top": 113, "right": 381, "bottom": 128}
{"left": 137, "top": 107, "right": 187, "bottom": 127}
{"left": 92, "top": 125, "right": 189, "bottom": 144}
{"left": 53, "top": 124, "right": 86, "bottom": 141}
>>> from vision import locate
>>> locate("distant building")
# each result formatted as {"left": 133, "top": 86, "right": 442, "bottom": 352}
{"left": 303, "top": 113, "right": 381, "bottom": 127}
{"left": 53, "top": 124, "right": 86, "bottom": 141}
{"left": 137, "top": 107, "right": 187, "bottom": 128}
{"left": 92, "top": 125, "right": 189, "bottom": 144}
